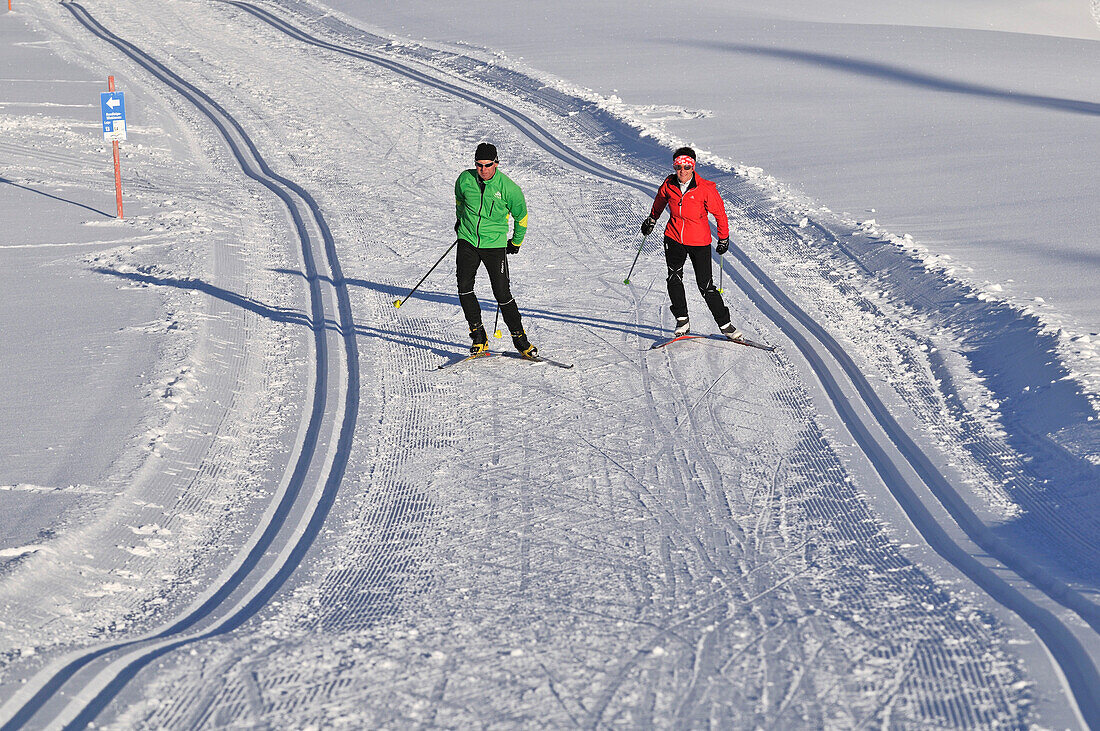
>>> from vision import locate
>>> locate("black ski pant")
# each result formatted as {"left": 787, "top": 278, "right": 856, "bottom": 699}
{"left": 664, "top": 236, "right": 730, "bottom": 324}
{"left": 456, "top": 239, "right": 524, "bottom": 335}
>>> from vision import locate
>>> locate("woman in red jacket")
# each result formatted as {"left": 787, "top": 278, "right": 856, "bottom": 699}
{"left": 641, "top": 147, "right": 741, "bottom": 340}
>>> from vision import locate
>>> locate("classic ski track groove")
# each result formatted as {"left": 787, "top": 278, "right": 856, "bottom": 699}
{"left": 218, "top": 0, "right": 1100, "bottom": 721}
{"left": 0, "top": 2, "right": 361, "bottom": 729}
{"left": 804, "top": 217, "right": 1100, "bottom": 566}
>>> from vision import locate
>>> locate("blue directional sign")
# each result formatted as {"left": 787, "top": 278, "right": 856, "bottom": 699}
{"left": 100, "top": 91, "right": 127, "bottom": 142}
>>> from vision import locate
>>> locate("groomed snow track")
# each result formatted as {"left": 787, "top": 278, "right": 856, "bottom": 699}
{"left": 2, "top": 0, "right": 1098, "bottom": 726}
{"left": 0, "top": 2, "right": 360, "bottom": 728}
{"left": 212, "top": 1, "right": 1100, "bottom": 724}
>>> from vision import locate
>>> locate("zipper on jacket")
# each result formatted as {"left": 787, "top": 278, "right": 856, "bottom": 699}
{"left": 674, "top": 175, "right": 696, "bottom": 243}
{"left": 677, "top": 187, "right": 685, "bottom": 243}
{"left": 475, "top": 176, "right": 486, "bottom": 247}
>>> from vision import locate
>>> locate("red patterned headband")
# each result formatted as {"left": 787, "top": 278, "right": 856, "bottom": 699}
{"left": 673, "top": 155, "right": 695, "bottom": 168}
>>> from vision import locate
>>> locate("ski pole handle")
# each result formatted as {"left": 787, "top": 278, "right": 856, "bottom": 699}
{"left": 394, "top": 240, "right": 459, "bottom": 308}
{"left": 623, "top": 234, "right": 649, "bottom": 285}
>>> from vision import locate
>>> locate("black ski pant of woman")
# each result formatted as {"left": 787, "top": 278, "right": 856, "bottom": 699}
{"left": 664, "top": 236, "right": 730, "bottom": 324}
{"left": 456, "top": 239, "right": 524, "bottom": 334}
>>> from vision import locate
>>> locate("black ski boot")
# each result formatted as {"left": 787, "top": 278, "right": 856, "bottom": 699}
{"left": 511, "top": 329, "right": 538, "bottom": 359}
{"left": 470, "top": 323, "right": 489, "bottom": 355}
{"left": 719, "top": 321, "right": 742, "bottom": 341}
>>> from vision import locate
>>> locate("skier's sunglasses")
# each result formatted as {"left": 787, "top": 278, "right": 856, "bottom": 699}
{"left": 673, "top": 163, "right": 694, "bottom": 171}
{"left": 475, "top": 161, "right": 498, "bottom": 169}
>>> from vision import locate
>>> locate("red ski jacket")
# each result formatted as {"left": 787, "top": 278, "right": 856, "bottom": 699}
{"left": 649, "top": 173, "right": 729, "bottom": 246}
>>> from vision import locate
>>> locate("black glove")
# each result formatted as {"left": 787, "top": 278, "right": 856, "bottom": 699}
{"left": 641, "top": 215, "right": 656, "bottom": 237}
{"left": 715, "top": 237, "right": 729, "bottom": 255}
{"left": 507, "top": 239, "right": 520, "bottom": 255}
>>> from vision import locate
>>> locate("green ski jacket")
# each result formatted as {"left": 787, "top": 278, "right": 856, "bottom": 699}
{"left": 454, "top": 169, "right": 528, "bottom": 249}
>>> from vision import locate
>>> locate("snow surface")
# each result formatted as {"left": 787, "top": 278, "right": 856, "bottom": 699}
{"left": 330, "top": 0, "right": 1100, "bottom": 373}
{"left": 0, "top": 0, "right": 1098, "bottom": 727}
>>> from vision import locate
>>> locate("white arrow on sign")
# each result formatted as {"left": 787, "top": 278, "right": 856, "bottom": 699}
{"left": 107, "top": 97, "right": 121, "bottom": 109}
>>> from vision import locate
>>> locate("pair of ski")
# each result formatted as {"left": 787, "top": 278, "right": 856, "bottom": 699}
{"left": 437, "top": 349, "right": 575, "bottom": 370}
{"left": 649, "top": 332, "right": 777, "bottom": 352}
{"left": 438, "top": 332, "right": 775, "bottom": 370}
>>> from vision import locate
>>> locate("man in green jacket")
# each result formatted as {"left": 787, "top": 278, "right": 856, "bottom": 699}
{"left": 455, "top": 142, "right": 536, "bottom": 357}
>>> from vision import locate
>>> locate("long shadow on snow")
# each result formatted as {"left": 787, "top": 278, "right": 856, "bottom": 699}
{"left": 272, "top": 268, "right": 670, "bottom": 345}
{"left": 93, "top": 267, "right": 312, "bottom": 326}
{"left": 696, "top": 42, "right": 1100, "bottom": 118}
{"left": 1, "top": 176, "right": 115, "bottom": 218}
{"left": 94, "top": 267, "right": 460, "bottom": 358}
{"left": 96, "top": 267, "right": 668, "bottom": 362}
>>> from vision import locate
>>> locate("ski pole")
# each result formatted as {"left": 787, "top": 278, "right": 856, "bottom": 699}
{"left": 717, "top": 253, "right": 724, "bottom": 293}
{"left": 393, "top": 240, "right": 458, "bottom": 308}
{"left": 623, "top": 234, "right": 649, "bottom": 285}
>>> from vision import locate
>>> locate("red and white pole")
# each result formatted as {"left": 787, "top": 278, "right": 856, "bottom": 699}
{"left": 108, "top": 76, "right": 123, "bottom": 219}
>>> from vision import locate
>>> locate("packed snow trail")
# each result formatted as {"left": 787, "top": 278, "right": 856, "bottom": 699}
{"left": 214, "top": 0, "right": 1100, "bottom": 722}
{"left": 0, "top": 0, "right": 1093, "bottom": 726}
{"left": 221, "top": 1, "right": 649, "bottom": 198}
{"left": 0, "top": 1, "right": 361, "bottom": 728}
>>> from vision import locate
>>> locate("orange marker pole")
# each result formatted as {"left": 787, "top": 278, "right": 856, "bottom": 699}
{"left": 108, "top": 76, "right": 123, "bottom": 219}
